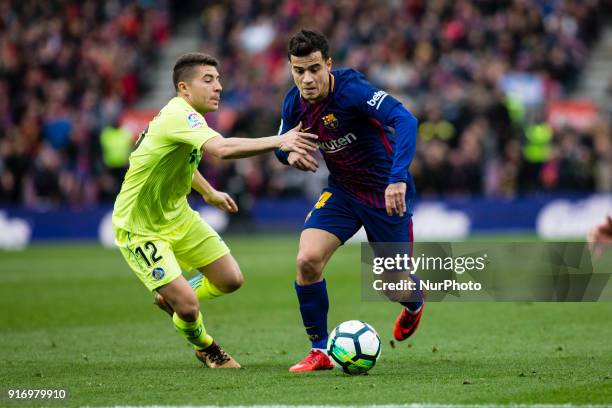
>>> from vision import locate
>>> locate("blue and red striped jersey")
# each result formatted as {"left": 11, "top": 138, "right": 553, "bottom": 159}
{"left": 276, "top": 68, "right": 417, "bottom": 210}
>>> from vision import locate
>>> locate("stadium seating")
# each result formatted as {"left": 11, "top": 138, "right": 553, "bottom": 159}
{"left": 0, "top": 0, "right": 609, "bottom": 208}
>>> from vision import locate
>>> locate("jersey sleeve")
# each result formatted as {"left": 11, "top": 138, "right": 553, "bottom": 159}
{"left": 346, "top": 74, "right": 402, "bottom": 124}
{"left": 166, "top": 110, "right": 221, "bottom": 148}
{"left": 274, "top": 94, "right": 295, "bottom": 165}
{"left": 347, "top": 72, "right": 417, "bottom": 184}
{"left": 386, "top": 105, "right": 418, "bottom": 184}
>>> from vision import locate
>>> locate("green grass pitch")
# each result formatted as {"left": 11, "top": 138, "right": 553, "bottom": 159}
{"left": 1, "top": 235, "right": 611, "bottom": 407}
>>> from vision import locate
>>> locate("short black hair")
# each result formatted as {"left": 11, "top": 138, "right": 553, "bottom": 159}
{"left": 172, "top": 53, "right": 218, "bottom": 91}
{"left": 288, "top": 29, "right": 329, "bottom": 60}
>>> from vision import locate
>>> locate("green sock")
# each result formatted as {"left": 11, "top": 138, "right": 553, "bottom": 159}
{"left": 172, "top": 312, "right": 213, "bottom": 350}
{"left": 189, "top": 274, "right": 224, "bottom": 300}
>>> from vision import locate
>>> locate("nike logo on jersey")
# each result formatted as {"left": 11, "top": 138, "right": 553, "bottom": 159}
{"left": 318, "top": 133, "right": 357, "bottom": 153}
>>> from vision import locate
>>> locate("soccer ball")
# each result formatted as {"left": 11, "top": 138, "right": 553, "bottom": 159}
{"left": 327, "top": 320, "right": 381, "bottom": 375}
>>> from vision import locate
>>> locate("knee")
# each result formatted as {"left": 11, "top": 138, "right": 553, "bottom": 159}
{"left": 174, "top": 296, "right": 200, "bottom": 321}
{"left": 296, "top": 251, "right": 324, "bottom": 283}
{"left": 214, "top": 261, "right": 244, "bottom": 294}
{"left": 221, "top": 268, "right": 244, "bottom": 293}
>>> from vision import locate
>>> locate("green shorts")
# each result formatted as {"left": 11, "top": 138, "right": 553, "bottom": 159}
{"left": 114, "top": 209, "right": 230, "bottom": 291}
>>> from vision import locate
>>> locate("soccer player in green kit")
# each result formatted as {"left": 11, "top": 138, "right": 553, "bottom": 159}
{"left": 112, "top": 53, "right": 317, "bottom": 368}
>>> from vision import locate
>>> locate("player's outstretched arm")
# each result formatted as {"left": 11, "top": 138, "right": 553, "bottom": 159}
{"left": 204, "top": 123, "right": 317, "bottom": 160}
{"left": 192, "top": 170, "right": 238, "bottom": 213}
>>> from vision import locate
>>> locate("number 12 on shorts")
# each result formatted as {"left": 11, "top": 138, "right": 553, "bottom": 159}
{"left": 134, "top": 241, "right": 163, "bottom": 267}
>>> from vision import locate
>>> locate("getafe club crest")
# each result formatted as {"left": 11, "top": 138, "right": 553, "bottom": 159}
{"left": 322, "top": 113, "right": 339, "bottom": 129}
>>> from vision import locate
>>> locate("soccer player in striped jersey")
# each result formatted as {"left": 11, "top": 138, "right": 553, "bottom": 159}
{"left": 275, "top": 30, "right": 424, "bottom": 372}
{"left": 112, "top": 53, "right": 317, "bottom": 368}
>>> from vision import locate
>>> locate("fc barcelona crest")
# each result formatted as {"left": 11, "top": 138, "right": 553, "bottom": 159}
{"left": 322, "top": 113, "right": 339, "bottom": 129}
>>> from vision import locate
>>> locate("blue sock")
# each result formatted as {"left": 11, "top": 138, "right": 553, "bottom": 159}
{"left": 400, "top": 274, "right": 423, "bottom": 312}
{"left": 295, "top": 279, "right": 329, "bottom": 349}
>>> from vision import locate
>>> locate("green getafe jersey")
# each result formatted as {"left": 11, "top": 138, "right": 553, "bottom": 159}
{"left": 112, "top": 97, "right": 220, "bottom": 234}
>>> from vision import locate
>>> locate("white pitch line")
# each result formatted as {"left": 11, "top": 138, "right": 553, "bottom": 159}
{"left": 88, "top": 404, "right": 612, "bottom": 408}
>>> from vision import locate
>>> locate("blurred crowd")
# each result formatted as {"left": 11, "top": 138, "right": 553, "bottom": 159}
{"left": 0, "top": 0, "right": 169, "bottom": 207}
{"left": 199, "top": 0, "right": 612, "bottom": 202}
{"left": 0, "top": 0, "right": 611, "bottom": 210}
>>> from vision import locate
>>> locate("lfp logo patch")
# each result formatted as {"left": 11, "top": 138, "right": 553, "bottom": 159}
{"left": 151, "top": 267, "right": 165, "bottom": 280}
{"left": 322, "top": 113, "right": 339, "bottom": 129}
{"left": 186, "top": 112, "right": 204, "bottom": 129}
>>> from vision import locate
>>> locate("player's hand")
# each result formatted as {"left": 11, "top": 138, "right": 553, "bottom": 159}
{"left": 384, "top": 182, "right": 407, "bottom": 217}
{"left": 288, "top": 151, "right": 318, "bottom": 172}
{"left": 588, "top": 215, "right": 612, "bottom": 257}
{"left": 279, "top": 122, "right": 318, "bottom": 156}
{"left": 203, "top": 190, "right": 238, "bottom": 213}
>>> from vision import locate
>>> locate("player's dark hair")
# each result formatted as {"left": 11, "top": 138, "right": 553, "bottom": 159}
{"left": 172, "top": 52, "right": 219, "bottom": 91}
{"left": 288, "top": 29, "right": 330, "bottom": 60}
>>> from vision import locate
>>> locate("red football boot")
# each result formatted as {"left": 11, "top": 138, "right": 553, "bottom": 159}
{"left": 393, "top": 304, "right": 424, "bottom": 341}
{"left": 289, "top": 349, "right": 334, "bottom": 372}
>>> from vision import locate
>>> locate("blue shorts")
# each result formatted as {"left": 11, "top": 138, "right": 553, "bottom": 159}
{"left": 303, "top": 186, "right": 413, "bottom": 245}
